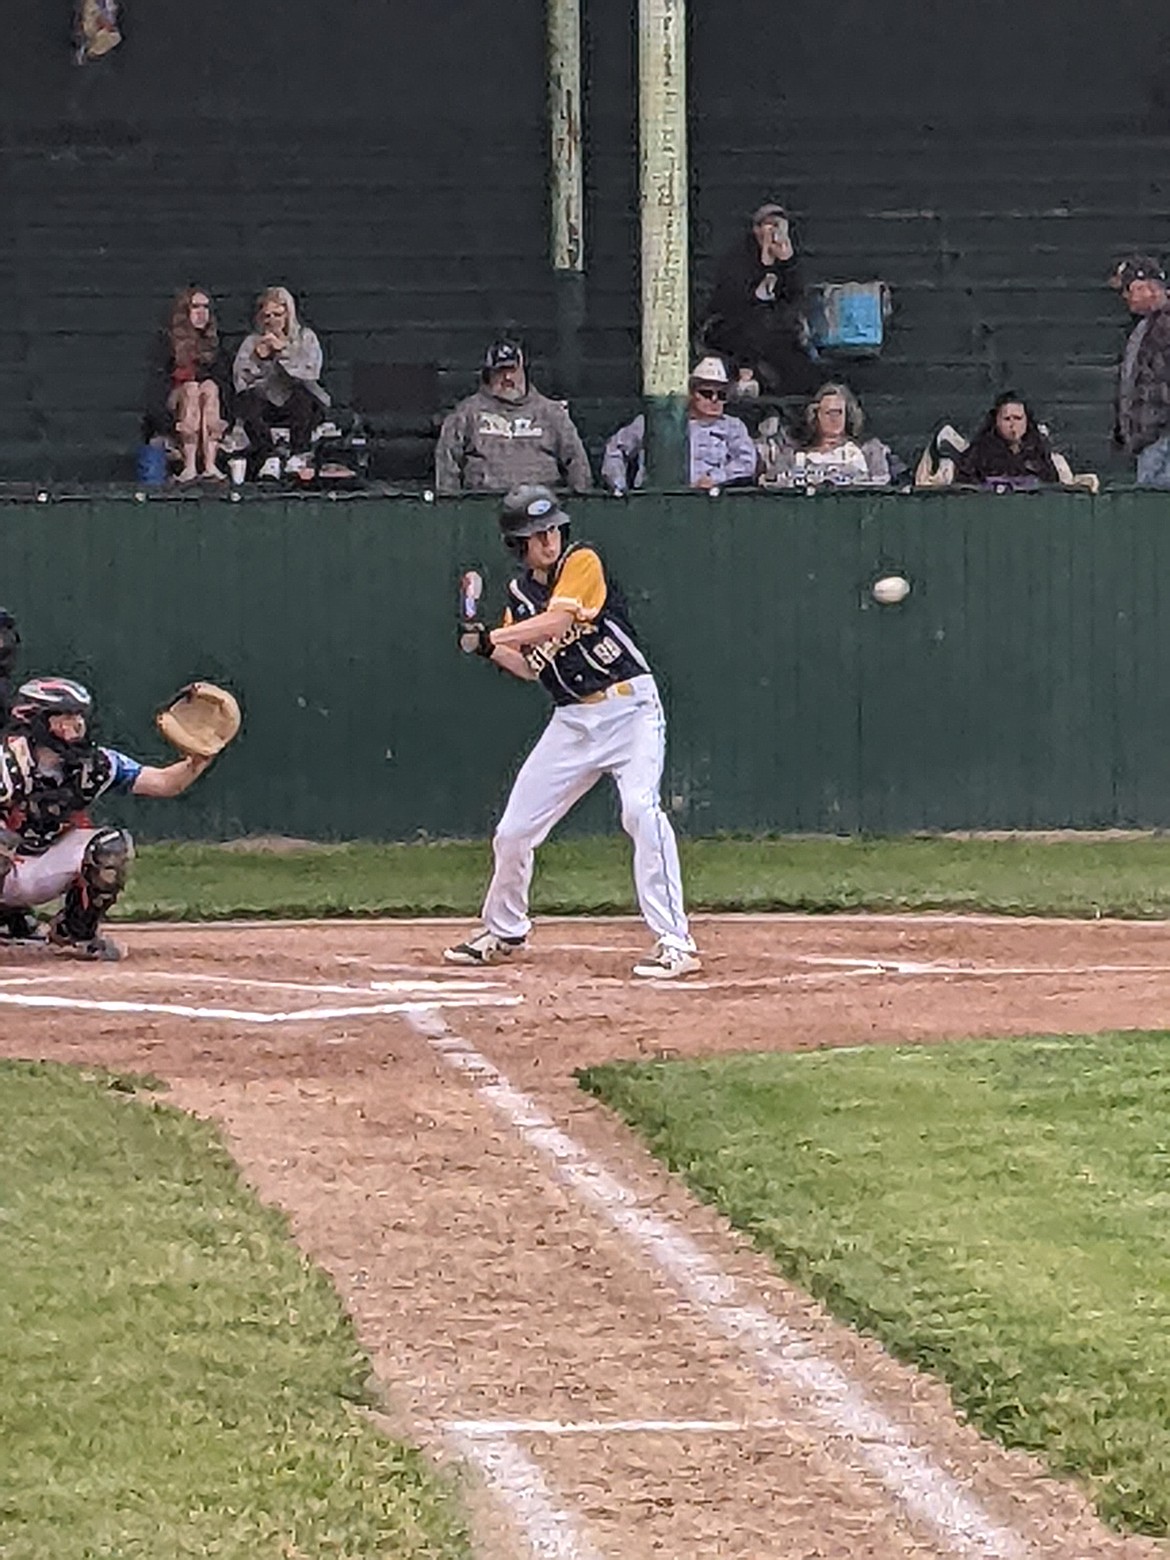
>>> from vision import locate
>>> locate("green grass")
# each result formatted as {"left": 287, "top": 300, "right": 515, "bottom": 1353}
{"left": 0, "top": 1061, "right": 469, "bottom": 1560}
{"left": 580, "top": 1034, "right": 1170, "bottom": 1535}
{"left": 118, "top": 833, "right": 1170, "bottom": 921}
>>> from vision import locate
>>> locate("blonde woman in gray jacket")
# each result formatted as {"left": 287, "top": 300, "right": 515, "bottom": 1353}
{"left": 233, "top": 287, "right": 330, "bottom": 478}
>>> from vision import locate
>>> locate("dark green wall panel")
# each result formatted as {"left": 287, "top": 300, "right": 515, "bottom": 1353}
{"left": 5, "top": 490, "right": 1170, "bottom": 840}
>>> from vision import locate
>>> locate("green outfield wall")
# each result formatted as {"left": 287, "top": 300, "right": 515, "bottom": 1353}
{"left": 3, "top": 489, "right": 1170, "bottom": 841}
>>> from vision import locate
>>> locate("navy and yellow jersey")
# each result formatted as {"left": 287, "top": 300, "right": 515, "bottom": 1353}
{"left": 502, "top": 542, "right": 650, "bottom": 706}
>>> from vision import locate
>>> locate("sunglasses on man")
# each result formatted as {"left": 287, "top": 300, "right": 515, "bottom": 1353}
{"left": 694, "top": 383, "right": 728, "bottom": 402}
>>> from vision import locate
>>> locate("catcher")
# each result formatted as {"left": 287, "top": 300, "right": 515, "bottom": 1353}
{"left": 0, "top": 677, "right": 240, "bottom": 959}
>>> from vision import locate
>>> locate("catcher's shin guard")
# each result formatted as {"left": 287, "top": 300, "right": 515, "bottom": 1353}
{"left": 0, "top": 828, "right": 40, "bottom": 941}
{"left": 51, "top": 827, "right": 134, "bottom": 950}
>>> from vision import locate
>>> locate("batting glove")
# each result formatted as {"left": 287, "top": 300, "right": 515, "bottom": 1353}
{"left": 457, "top": 623, "right": 494, "bottom": 658}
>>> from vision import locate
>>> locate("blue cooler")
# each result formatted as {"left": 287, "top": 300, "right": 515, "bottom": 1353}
{"left": 807, "top": 282, "right": 891, "bottom": 357}
{"left": 136, "top": 442, "right": 168, "bottom": 485}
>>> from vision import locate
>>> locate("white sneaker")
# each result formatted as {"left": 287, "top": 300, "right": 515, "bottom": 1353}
{"left": 632, "top": 942, "right": 702, "bottom": 980}
{"left": 443, "top": 929, "right": 527, "bottom": 967}
{"left": 935, "top": 423, "right": 969, "bottom": 458}
{"left": 257, "top": 455, "right": 283, "bottom": 481}
{"left": 284, "top": 452, "right": 312, "bottom": 475}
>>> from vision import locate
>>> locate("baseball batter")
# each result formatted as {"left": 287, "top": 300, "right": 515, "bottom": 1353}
{"left": 445, "top": 485, "right": 700, "bottom": 979}
{"left": 0, "top": 677, "right": 222, "bottom": 958}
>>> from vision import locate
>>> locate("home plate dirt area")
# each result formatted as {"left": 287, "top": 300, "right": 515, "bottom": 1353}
{"left": 3, "top": 914, "right": 1169, "bottom": 1560}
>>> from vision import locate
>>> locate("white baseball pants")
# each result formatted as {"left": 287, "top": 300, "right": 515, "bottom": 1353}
{"left": 482, "top": 675, "right": 694, "bottom": 951}
{"left": 0, "top": 829, "right": 96, "bottom": 908}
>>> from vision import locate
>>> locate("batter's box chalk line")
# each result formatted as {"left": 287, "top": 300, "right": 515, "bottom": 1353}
{"left": 799, "top": 954, "right": 1170, "bottom": 978}
{"left": 407, "top": 1007, "right": 1036, "bottom": 1560}
{"left": 447, "top": 1416, "right": 792, "bottom": 1437}
{"left": 0, "top": 987, "right": 521, "bottom": 1026}
{"left": 170, "top": 970, "right": 512, "bottom": 999}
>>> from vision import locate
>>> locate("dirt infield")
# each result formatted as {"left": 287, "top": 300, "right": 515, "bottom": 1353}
{"left": 3, "top": 913, "right": 1169, "bottom": 1560}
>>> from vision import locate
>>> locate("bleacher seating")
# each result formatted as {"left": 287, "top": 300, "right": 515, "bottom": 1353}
{"left": 0, "top": 125, "right": 554, "bottom": 482}
{"left": 0, "top": 13, "right": 1167, "bottom": 485}
{"left": 685, "top": 128, "right": 1170, "bottom": 478}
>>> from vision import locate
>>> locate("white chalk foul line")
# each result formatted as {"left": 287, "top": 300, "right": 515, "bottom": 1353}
{"left": 406, "top": 1008, "right": 1030, "bottom": 1560}
{"left": 0, "top": 991, "right": 521, "bottom": 1025}
{"left": 446, "top": 1430, "right": 603, "bottom": 1560}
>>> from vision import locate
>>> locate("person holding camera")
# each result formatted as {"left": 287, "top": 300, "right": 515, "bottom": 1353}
{"left": 700, "top": 202, "right": 818, "bottom": 397}
{"left": 233, "top": 287, "right": 330, "bottom": 480}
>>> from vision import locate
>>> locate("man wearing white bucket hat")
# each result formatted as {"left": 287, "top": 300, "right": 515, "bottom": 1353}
{"left": 601, "top": 357, "right": 759, "bottom": 494}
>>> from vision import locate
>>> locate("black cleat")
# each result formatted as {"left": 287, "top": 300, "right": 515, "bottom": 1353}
{"left": 443, "top": 929, "right": 527, "bottom": 966}
{"left": 47, "top": 915, "right": 123, "bottom": 962}
{"left": 0, "top": 909, "right": 45, "bottom": 944}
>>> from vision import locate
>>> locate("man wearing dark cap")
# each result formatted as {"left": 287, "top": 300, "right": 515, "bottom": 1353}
{"left": 434, "top": 340, "right": 592, "bottom": 495}
{"left": 1111, "top": 255, "right": 1170, "bottom": 487}
{"left": 700, "top": 201, "right": 817, "bottom": 396}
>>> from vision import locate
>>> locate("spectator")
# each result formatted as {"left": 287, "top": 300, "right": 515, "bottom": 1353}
{"left": 233, "top": 287, "right": 330, "bottom": 480}
{"left": 758, "top": 382, "right": 894, "bottom": 487}
{"left": 1110, "top": 254, "right": 1170, "bottom": 488}
{"left": 915, "top": 393, "right": 1098, "bottom": 492}
{"left": 602, "top": 357, "right": 759, "bottom": 493}
{"left": 73, "top": 0, "right": 121, "bottom": 63}
{"left": 143, "top": 286, "right": 233, "bottom": 483}
{"left": 699, "top": 202, "right": 818, "bottom": 396}
{"left": 434, "top": 341, "right": 591, "bottom": 495}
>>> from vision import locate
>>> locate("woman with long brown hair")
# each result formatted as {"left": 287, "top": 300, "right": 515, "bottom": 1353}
{"left": 144, "top": 286, "right": 232, "bottom": 482}
{"left": 758, "top": 382, "right": 894, "bottom": 487}
{"left": 915, "top": 392, "right": 1098, "bottom": 492}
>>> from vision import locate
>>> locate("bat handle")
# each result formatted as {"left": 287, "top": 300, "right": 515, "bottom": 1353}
{"left": 460, "top": 570, "right": 484, "bottom": 622}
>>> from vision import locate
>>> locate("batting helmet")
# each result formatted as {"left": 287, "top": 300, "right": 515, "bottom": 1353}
{"left": 12, "top": 677, "right": 93, "bottom": 719}
{"left": 8, "top": 677, "right": 95, "bottom": 757}
{"left": 498, "top": 485, "right": 570, "bottom": 552}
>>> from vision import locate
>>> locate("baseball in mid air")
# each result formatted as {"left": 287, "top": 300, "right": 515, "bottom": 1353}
{"left": 872, "top": 574, "right": 911, "bottom": 606}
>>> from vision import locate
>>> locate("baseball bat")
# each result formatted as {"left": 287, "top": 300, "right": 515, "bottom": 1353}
{"left": 459, "top": 569, "right": 483, "bottom": 622}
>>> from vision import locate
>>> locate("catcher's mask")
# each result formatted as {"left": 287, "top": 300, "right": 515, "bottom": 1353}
{"left": 498, "top": 484, "right": 571, "bottom": 556}
{"left": 9, "top": 676, "right": 95, "bottom": 758}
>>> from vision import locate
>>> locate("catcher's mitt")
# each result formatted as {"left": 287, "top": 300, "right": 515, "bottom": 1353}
{"left": 155, "top": 682, "right": 241, "bottom": 759}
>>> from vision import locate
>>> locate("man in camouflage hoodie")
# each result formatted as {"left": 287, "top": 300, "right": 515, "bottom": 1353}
{"left": 1112, "top": 254, "right": 1170, "bottom": 489}
{"left": 434, "top": 341, "right": 592, "bottom": 495}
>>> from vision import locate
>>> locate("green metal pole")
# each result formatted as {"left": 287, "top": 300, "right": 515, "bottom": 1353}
{"left": 548, "top": 0, "right": 585, "bottom": 398}
{"left": 638, "top": 0, "right": 689, "bottom": 488}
